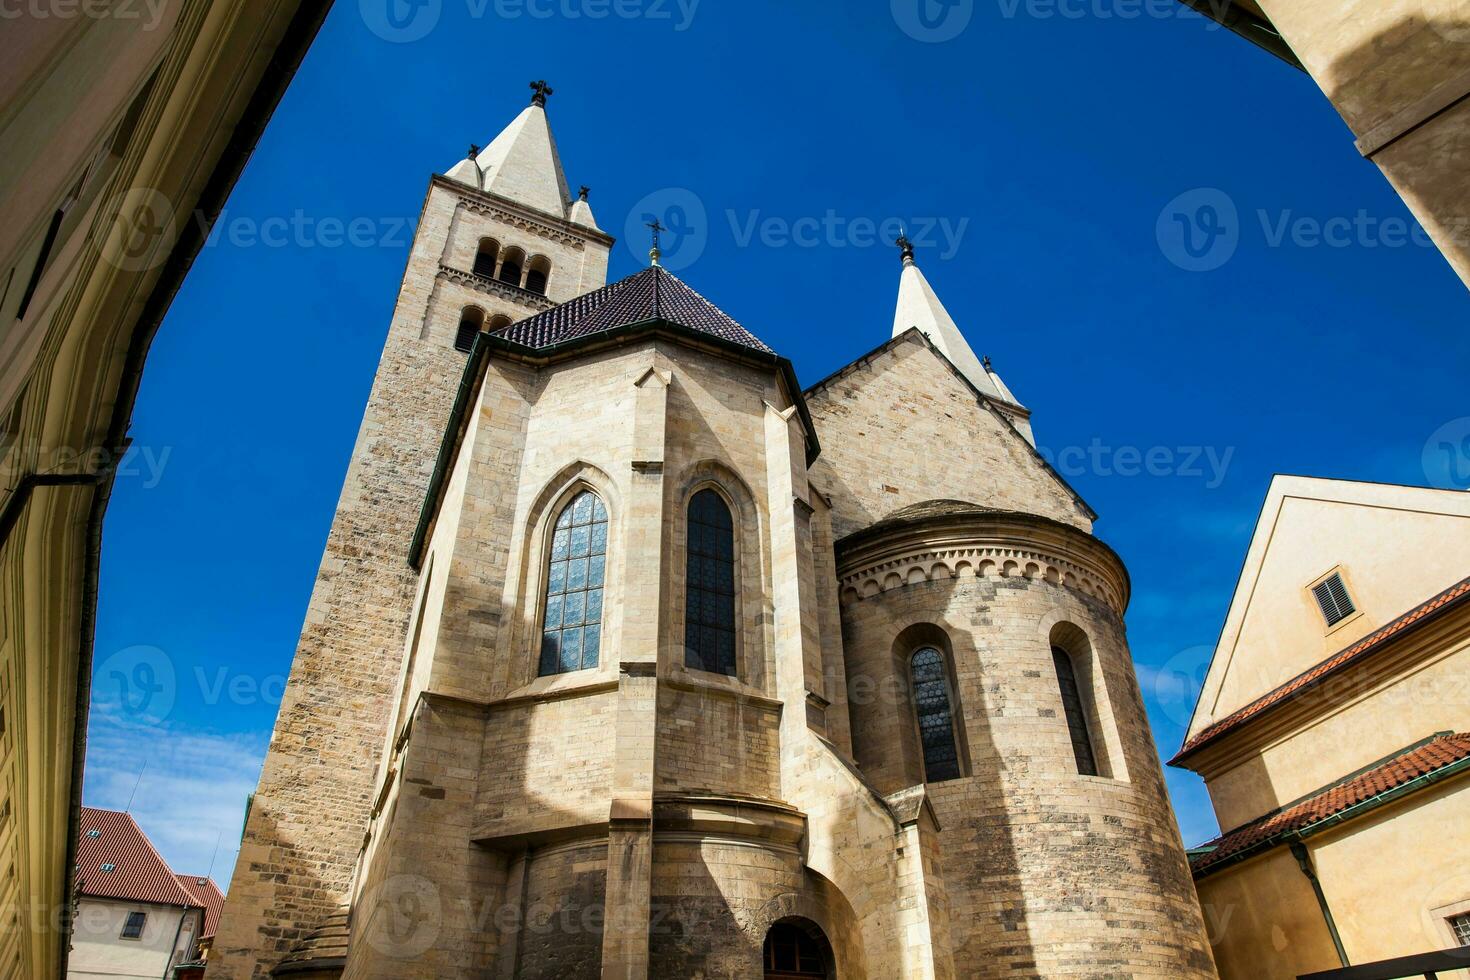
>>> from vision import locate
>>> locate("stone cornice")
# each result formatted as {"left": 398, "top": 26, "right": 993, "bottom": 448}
{"left": 436, "top": 263, "right": 558, "bottom": 311}
{"left": 835, "top": 509, "right": 1130, "bottom": 615}
{"left": 433, "top": 173, "right": 616, "bottom": 249}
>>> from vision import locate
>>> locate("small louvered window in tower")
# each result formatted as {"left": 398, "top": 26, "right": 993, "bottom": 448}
{"left": 1312, "top": 572, "right": 1355, "bottom": 627}
{"left": 455, "top": 307, "right": 485, "bottom": 353}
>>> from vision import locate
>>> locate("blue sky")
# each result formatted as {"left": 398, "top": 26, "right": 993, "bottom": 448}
{"left": 83, "top": 0, "right": 1470, "bottom": 885}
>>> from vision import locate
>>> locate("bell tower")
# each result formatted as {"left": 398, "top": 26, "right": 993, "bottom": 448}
{"left": 208, "top": 84, "right": 613, "bottom": 980}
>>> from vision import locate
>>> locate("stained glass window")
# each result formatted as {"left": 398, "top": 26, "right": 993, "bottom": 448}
{"left": 538, "top": 490, "right": 607, "bottom": 676}
{"left": 910, "top": 647, "right": 961, "bottom": 782}
{"left": 684, "top": 489, "right": 736, "bottom": 675}
{"left": 1052, "top": 647, "right": 1099, "bottom": 776}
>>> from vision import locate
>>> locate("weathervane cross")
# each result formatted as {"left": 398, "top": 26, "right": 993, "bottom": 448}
{"left": 646, "top": 217, "right": 666, "bottom": 251}
{"left": 529, "top": 79, "right": 554, "bottom": 107}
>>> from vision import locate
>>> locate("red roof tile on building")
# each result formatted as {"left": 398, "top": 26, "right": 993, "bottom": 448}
{"left": 1190, "top": 732, "right": 1470, "bottom": 875}
{"left": 1172, "top": 577, "right": 1470, "bottom": 765}
{"left": 175, "top": 873, "right": 226, "bottom": 938}
{"left": 75, "top": 807, "right": 200, "bottom": 909}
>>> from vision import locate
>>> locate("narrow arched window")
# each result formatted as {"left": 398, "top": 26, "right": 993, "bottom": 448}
{"left": 1052, "top": 647, "right": 1098, "bottom": 776}
{"left": 473, "top": 238, "right": 499, "bottom": 278}
{"left": 498, "top": 246, "right": 525, "bottom": 288}
{"left": 910, "top": 648, "right": 960, "bottom": 782}
{"left": 454, "top": 306, "right": 485, "bottom": 352}
{"left": 539, "top": 490, "right": 608, "bottom": 676}
{"left": 684, "top": 489, "right": 736, "bottom": 675}
{"left": 487, "top": 314, "right": 512, "bottom": 333}
{"left": 524, "top": 255, "right": 551, "bottom": 295}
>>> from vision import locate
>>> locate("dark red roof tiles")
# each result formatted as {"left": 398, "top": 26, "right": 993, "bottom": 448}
{"left": 76, "top": 807, "right": 200, "bottom": 908}
{"left": 176, "top": 873, "right": 226, "bottom": 938}
{"left": 493, "top": 265, "right": 773, "bottom": 354}
{"left": 1173, "top": 576, "right": 1470, "bottom": 763}
{"left": 1191, "top": 732, "right": 1470, "bottom": 874}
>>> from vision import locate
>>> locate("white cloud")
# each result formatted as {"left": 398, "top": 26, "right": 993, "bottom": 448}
{"left": 81, "top": 704, "right": 267, "bottom": 890}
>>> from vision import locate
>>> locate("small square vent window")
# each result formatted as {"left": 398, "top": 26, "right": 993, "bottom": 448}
{"left": 85, "top": 829, "right": 100, "bottom": 838}
{"left": 1450, "top": 912, "right": 1470, "bottom": 946}
{"left": 1312, "top": 573, "right": 1355, "bottom": 627}
{"left": 100, "top": 863, "right": 116, "bottom": 872}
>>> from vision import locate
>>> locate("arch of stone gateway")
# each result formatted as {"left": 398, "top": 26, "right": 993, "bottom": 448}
{"left": 205, "top": 84, "right": 1217, "bottom": 980}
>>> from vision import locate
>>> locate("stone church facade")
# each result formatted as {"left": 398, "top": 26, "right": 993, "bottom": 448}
{"left": 208, "top": 86, "right": 1216, "bottom": 979}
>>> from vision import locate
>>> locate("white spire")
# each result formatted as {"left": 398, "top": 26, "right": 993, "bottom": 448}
{"left": 892, "top": 237, "right": 1035, "bottom": 444}
{"left": 892, "top": 239, "right": 1020, "bottom": 407}
{"left": 568, "top": 184, "right": 600, "bottom": 231}
{"left": 444, "top": 82, "right": 572, "bottom": 218}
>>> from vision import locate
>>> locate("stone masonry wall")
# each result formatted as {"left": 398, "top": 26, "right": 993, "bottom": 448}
{"left": 209, "top": 174, "right": 610, "bottom": 979}
{"left": 806, "top": 331, "right": 1092, "bottom": 540}
{"left": 839, "top": 567, "right": 1216, "bottom": 978}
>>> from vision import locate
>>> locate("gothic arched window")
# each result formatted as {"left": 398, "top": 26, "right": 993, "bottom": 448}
{"left": 684, "top": 489, "right": 736, "bottom": 675}
{"left": 910, "top": 647, "right": 961, "bottom": 782}
{"left": 473, "top": 238, "right": 499, "bottom": 278}
{"left": 1052, "top": 647, "right": 1098, "bottom": 776}
{"left": 454, "top": 306, "right": 485, "bottom": 352}
{"left": 538, "top": 490, "right": 608, "bottom": 676}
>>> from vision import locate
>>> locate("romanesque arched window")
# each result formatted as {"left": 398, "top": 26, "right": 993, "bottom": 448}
{"left": 487, "top": 314, "right": 512, "bottom": 333}
{"left": 910, "top": 647, "right": 961, "bottom": 782}
{"left": 454, "top": 306, "right": 485, "bottom": 352}
{"left": 1052, "top": 647, "right": 1098, "bottom": 776}
{"left": 538, "top": 490, "right": 608, "bottom": 676}
{"left": 498, "top": 246, "right": 525, "bottom": 288}
{"left": 684, "top": 489, "right": 736, "bottom": 675}
{"left": 524, "top": 255, "right": 551, "bottom": 295}
{"left": 473, "top": 238, "right": 499, "bottom": 278}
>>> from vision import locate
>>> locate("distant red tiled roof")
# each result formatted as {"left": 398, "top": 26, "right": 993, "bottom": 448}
{"left": 1172, "top": 577, "right": 1470, "bottom": 765}
{"left": 76, "top": 807, "right": 200, "bottom": 908}
{"left": 1191, "top": 732, "right": 1470, "bottom": 875}
{"left": 175, "top": 873, "right": 226, "bottom": 938}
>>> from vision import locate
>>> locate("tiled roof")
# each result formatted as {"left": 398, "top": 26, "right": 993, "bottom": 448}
{"left": 1173, "top": 576, "right": 1470, "bottom": 763}
{"left": 76, "top": 807, "right": 200, "bottom": 909}
{"left": 1190, "top": 733, "right": 1470, "bottom": 875}
{"left": 175, "top": 873, "right": 226, "bottom": 938}
{"left": 492, "top": 265, "right": 773, "bottom": 354}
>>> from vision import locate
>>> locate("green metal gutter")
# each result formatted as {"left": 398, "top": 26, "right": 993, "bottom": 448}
{"left": 407, "top": 318, "right": 820, "bottom": 571}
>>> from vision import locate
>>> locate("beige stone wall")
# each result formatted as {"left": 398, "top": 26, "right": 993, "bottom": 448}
{"left": 805, "top": 331, "right": 1092, "bottom": 540}
{"left": 211, "top": 175, "right": 611, "bottom": 980}
{"left": 1250, "top": 0, "right": 1470, "bottom": 286}
{"left": 838, "top": 559, "right": 1215, "bottom": 977}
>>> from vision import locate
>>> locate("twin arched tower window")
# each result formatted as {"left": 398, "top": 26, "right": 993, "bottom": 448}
{"left": 538, "top": 491, "right": 608, "bottom": 676}
{"left": 684, "top": 489, "right": 737, "bottom": 676}
{"left": 1052, "top": 647, "right": 1099, "bottom": 776}
{"left": 909, "top": 648, "right": 961, "bottom": 782}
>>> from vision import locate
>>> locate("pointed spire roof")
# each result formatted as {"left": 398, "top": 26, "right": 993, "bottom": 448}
{"left": 568, "top": 185, "right": 599, "bottom": 230}
{"left": 445, "top": 85, "right": 572, "bottom": 217}
{"left": 892, "top": 243, "right": 1023, "bottom": 409}
{"left": 493, "top": 265, "right": 773, "bottom": 354}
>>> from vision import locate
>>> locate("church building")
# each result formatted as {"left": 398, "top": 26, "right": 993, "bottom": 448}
{"left": 208, "top": 83, "right": 1215, "bottom": 979}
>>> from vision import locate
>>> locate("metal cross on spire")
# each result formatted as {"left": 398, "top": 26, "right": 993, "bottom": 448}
{"left": 529, "top": 79, "right": 554, "bottom": 107}
{"left": 646, "top": 217, "right": 666, "bottom": 266}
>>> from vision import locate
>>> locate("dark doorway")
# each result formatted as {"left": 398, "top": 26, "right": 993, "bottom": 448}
{"left": 763, "top": 919, "right": 834, "bottom": 978}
